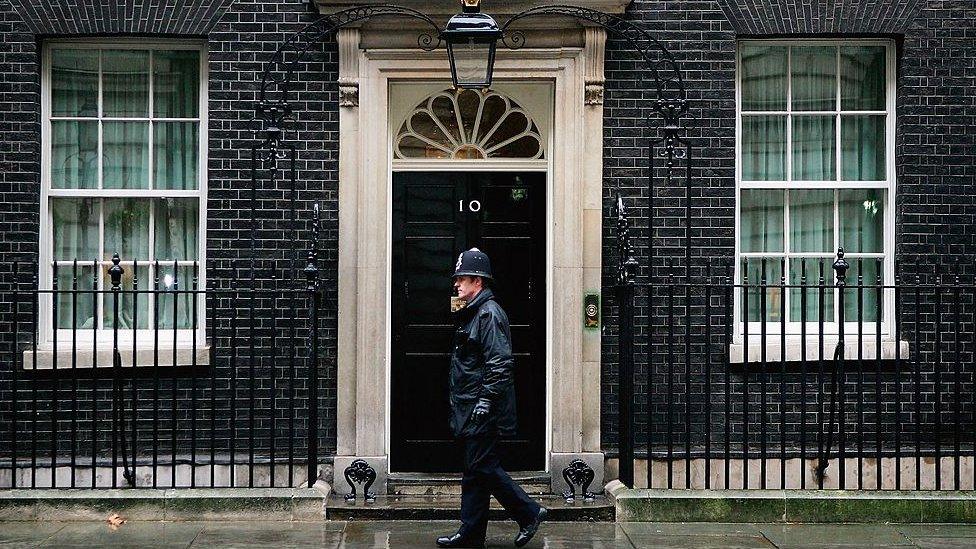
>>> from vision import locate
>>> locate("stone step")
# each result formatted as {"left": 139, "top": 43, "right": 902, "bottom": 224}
{"left": 326, "top": 494, "right": 614, "bottom": 521}
{"left": 387, "top": 472, "right": 551, "bottom": 496}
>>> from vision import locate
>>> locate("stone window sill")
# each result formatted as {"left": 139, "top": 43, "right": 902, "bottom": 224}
{"left": 728, "top": 339, "right": 910, "bottom": 364}
{"left": 22, "top": 344, "right": 210, "bottom": 370}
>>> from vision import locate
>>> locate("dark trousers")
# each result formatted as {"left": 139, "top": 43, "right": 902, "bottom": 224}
{"left": 459, "top": 436, "right": 541, "bottom": 541}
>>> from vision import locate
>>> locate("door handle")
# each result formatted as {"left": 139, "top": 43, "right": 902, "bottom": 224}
{"left": 527, "top": 278, "right": 534, "bottom": 302}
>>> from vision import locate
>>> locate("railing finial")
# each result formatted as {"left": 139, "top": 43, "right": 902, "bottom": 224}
{"left": 832, "top": 247, "right": 849, "bottom": 287}
{"left": 108, "top": 253, "right": 124, "bottom": 290}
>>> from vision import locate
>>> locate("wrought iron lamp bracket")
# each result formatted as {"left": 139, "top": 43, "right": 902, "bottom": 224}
{"left": 253, "top": 5, "right": 444, "bottom": 160}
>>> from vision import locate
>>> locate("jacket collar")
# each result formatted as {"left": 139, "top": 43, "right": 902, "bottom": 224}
{"left": 455, "top": 287, "right": 494, "bottom": 322}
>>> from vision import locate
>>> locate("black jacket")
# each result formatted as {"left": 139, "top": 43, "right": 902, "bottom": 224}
{"left": 449, "top": 287, "right": 518, "bottom": 438}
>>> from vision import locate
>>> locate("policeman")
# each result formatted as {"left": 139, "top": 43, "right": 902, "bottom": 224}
{"left": 437, "top": 248, "right": 547, "bottom": 548}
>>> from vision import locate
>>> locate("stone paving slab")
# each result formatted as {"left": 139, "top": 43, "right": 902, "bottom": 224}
{"left": 895, "top": 524, "right": 976, "bottom": 538}
{"left": 6, "top": 520, "right": 976, "bottom": 548}
{"left": 909, "top": 538, "right": 976, "bottom": 549}
{"left": 39, "top": 521, "right": 205, "bottom": 548}
{"left": 190, "top": 521, "right": 345, "bottom": 548}
{"left": 0, "top": 522, "right": 66, "bottom": 548}
{"left": 620, "top": 522, "right": 766, "bottom": 536}
{"left": 758, "top": 524, "right": 914, "bottom": 548}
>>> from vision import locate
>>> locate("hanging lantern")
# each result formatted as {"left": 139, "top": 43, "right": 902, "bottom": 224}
{"left": 441, "top": 0, "right": 502, "bottom": 89}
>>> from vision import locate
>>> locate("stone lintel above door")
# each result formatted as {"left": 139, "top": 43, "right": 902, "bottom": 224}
{"left": 315, "top": 0, "right": 617, "bottom": 50}
{"left": 312, "top": 0, "right": 633, "bottom": 20}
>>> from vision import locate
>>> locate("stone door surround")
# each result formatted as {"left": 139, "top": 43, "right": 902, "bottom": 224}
{"left": 332, "top": 25, "right": 606, "bottom": 495}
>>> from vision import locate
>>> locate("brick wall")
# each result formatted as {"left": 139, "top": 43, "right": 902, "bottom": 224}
{"left": 0, "top": 0, "right": 341, "bottom": 464}
{"left": 1, "top": 0, "right": 975, "bottom": 473}
{"left": 600, "top": 0, "right": 976, "bottom": 461}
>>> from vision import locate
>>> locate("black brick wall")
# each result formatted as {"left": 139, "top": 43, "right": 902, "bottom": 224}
{"left": 0, "top": 0, "right": 341, "bottom": 465}
{"left": 716, "top": 0, "right": 928, "bottom": 34}
{"left": 601, "top": 0, "right": 738, "bottom": 452}
{"left": 600, "top": 0, "right": 976, "bottom": 460}
{"left": 1, "top": 0, "right": 975, "bottom": 473}
{"left": 7, "top": 0, "right": 237, "bottom": 35}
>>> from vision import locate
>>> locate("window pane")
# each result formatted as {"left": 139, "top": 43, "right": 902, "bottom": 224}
{"left": 154, "top": 198, "right": 199, "bottom": 260}
{"left": 841, "top": 115, "right": 885, "bottom": 181}
{"left": 153, "top": 50, "right": 199, "bottom": 118}
{"left": 52, "top": 198, "right": 98, "bottom": 260}
{"left": 741, "top": 45, "right": 787, "bottom": 111}
{"left": 791, "top": 46, "right": 836, "bottom": 111}
{"left": 101, "top": 264, "right": 150, "bottom": 330}
{"left": 742, "top": 258, "right": 783, "bottom": 322}
{"left": 154, "top": 122, "right": 198, "bottom": 189}
{"left": 103, "top": 121, "right": 149, "bottom": 189}
{"left": 56, "top": 264, "right": 96, "bottom": 329}
{"left": 51, "top": 121, "right": 98, "bottom": 189}
{"left": 839, "top": 189, "right": 884, "bottom": 253}
{"left": 789, "top": 258, "right": 835, "bottom": 322}
{"left": 51, "top": 49, "right": 98, "bottom": 117}
{"left": 103, "top": 198, "right": 150, "bottom": 260}
{"left": 841, "top": 46, "right": 885, "bottom": 111}
{"left": 789, "top": 189, "right": 833, "bottom": 253}
{"left": 741, "top": 115, "right": 786, "bottom": 181}
{"left": 156, "top": 264, "right": 197, "bottom": 330}
{"left": 103, "top": 50, "right": 148, "bottom": 117}
{"left": 792, "top": 115, "right": 836, "bottom": 181}
{"left": 740, "top": 189, "right": 784, "bottom": 252}
{"left": 842, "top": 258, "right": 882, "bottom": 323}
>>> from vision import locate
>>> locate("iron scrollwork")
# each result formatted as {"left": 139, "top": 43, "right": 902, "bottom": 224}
{"left": 258, "top": 4, "right": 442, "bottom": 102}
{"left": 656, "top": 98, "right": 689, "bottom": 169}
{"left": 562, "top": 459, "right": 596, "bottom": 503}
{"left": 343, "top": 459, "right": 377, "bottom": 503}
{"left": 499, "top": 5, "right": 686, "bottom": 112}
{"left": 255, "top": 5, "right": 444, "bottom": 163}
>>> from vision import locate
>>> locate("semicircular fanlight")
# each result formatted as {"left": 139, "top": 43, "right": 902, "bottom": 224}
{"left": 394, "top": 89, "right": 544, "bottom": 160}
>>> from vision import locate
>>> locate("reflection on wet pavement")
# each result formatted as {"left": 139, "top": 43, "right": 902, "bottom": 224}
{"left": 5, "top": 520, "right": 976, "bottom": 548}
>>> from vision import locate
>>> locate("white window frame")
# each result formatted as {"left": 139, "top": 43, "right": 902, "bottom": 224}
{"left": 38, "top": 39, "right": 208, "bottom": 355}
{"left": 733, "top": 39, "right": 897, "bottom": 344}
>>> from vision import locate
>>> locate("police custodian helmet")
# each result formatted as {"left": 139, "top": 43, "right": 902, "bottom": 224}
{"left": 453, "top": 248, "right": 493, "bottom": 280}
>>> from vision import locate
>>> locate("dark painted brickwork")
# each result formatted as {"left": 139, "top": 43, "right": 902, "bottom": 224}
{"left": 205, "top": 0, "right": 340, "bottom": 457}
{"left": 1, "top": 0, "right": 975, "bottom": 470}
{"left": 600, "top": 0, "right": 738, "bottom": 453}
{"left": 600, "top": 0, "right": 976, "bottom": 458}
{"left": 0, "top": 0, "right": 340, "bottom": 464}
{"left": 0, "top": 1, "right": 40, "bottom": 292}
{"left": 716, "top": 0, "right": 928, "bottom": 34}
{"left": 7, "top": 0, "right": 237, "bottom": 35}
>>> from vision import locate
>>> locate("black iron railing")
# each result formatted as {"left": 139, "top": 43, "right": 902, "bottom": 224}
{"left": 1, "top": 253, "right": 325, "bottom": 489}
{"left": 616, "top": 248, "right": 976, "bottom": 490}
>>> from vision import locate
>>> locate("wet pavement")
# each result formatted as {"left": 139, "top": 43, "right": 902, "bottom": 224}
{"left": 3, "top": 520, "right": 976, "bottom": 548}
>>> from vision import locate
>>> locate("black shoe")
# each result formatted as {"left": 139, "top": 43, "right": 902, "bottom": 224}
{"left": 514, "top": 506, "right": 548, "bottom": 547}
{"left": 436, "top": 532, "right": 485, "bottom": 548}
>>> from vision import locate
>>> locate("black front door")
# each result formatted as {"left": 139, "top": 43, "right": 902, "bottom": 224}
{"left": 391, "top": 171, "right": 546, "bottom": 473}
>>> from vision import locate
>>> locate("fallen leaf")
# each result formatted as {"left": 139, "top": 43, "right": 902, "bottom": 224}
{"left": 106, "top": 513, "right": 126, "bottom": 530}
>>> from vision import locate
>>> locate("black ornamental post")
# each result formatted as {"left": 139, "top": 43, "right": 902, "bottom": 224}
{"left": 305, "top": 206, "right": 321, "bottom": 488}
{"left": 615, "top": 195, "right": 638, "bottom": 487}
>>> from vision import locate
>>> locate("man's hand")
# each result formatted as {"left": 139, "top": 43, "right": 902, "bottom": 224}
{"left": 471, "top": 398, "right": 491, "bottom": 422}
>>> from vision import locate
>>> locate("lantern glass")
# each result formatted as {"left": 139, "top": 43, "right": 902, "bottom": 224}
{"left": 448, "top": 37, "right": 495, "bottom": 89}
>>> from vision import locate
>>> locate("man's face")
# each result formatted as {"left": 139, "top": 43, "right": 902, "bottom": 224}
{"left": 453, "top": 275, "right": 483, "bottom": 303}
